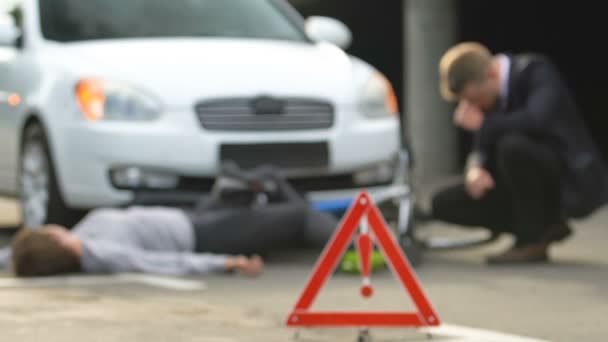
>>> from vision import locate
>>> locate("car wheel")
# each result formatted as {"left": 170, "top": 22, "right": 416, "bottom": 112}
{"left": 19, "top": 124, "right": 83, "bottom": 228}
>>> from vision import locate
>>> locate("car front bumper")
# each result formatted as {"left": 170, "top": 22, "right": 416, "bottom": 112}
{"left": 52, "top": 109, "right": 401, "bottom": 209}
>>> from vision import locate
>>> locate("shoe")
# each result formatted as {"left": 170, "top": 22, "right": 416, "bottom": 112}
{"left": 542, "top": 221, "right": 573, "bottom": 244}
{"left": 486, "top": 243, "right": 549, "bottom": 265}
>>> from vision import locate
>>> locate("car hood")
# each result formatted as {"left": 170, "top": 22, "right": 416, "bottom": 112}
{"left": 46, "top": 38, "right": 365, "bottom": 108}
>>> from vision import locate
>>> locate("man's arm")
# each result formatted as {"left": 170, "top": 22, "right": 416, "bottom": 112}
{"left": 452, "top": 102, "right": 496, "bottom": 199}
{"left": 465, "top": 151, "right": 483, "bottom": 172}
{"left": 81, "top": 241, "right": 261, "bottom": 276}
{"left": 462, "top": 151, "right": 495, "bottom": 199}
{"left": 476, "top": 59, "right": 565, "bottom": 156}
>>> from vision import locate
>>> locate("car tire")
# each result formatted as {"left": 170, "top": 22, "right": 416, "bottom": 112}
{"left": 19, "top": 123, "right": 84, "bottom": 228}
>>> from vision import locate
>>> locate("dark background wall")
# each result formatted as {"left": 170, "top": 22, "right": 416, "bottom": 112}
{"left": 459, "top": 0, "right": 608, "bottom": 162}
{"left": 290, "top": 0, "right": 608, "bottom": 162}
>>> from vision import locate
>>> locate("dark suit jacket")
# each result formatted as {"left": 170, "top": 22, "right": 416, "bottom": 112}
{"left": 474, "top": 53, "right": 608, "bottom": 218}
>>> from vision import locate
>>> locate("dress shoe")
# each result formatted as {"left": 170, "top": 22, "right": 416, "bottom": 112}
{"left": 542, "top": 221, "right": 573, "bottom": 244}
{"left": 486, "top": 243, "right": 549, "bottom": 265}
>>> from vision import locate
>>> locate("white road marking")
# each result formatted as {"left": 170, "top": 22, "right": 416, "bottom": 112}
{"left": 117, "top": 274, "right": 206, "bottom": 291}
{"left": 293, "top": 325, "right": 548, "bottom": 342}
{"left": 0, "top": 274, "right": 206, "bottom": 291}
{"left": 421, "top": 323, "right": 549, "bottom": 342}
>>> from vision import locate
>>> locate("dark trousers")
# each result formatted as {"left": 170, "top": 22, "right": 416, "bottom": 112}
{"left": 187, "top": 173, "right": 338, "bottom": 256}
{"left": 431, "top": 134, "right": 562, "bottom": 245}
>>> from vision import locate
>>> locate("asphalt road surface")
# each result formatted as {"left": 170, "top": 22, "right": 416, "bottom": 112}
{"left": 1, "top": 198, "right": 606, "bottom": 341}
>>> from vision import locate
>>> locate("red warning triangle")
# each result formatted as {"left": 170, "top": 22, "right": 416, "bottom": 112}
{"left": 286, "top": 191, "right": 441, "bottom": 328}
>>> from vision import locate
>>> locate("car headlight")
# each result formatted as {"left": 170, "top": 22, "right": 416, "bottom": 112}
{"left": 76, "top": 78, "right": 161, "bottom": 122}
{"left": 360, "top": 72, "right": 399, "bottom": 118}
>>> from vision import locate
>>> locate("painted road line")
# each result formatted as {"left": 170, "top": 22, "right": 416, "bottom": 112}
{"left": 422, "top": 323, "right": 549, "bottom": 342}
{"left": 116, "top": 274, "right": 207, "bottom": 291}
{"left": 0, "top": 274, "right": 206, "bottom": 291}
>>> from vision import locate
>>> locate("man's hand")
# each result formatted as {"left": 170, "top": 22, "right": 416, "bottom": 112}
{"left": 454, "top": 101, "right": 484, "bottom": 131}
{"left": 465, "top": 167, "right": 495, "bottom": 199}
{"left": 225, "top": 255, "right": 264, "bottom": 277}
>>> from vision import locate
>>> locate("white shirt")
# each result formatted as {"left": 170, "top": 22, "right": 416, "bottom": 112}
{"left": 497, "top": 54, "right": 511, "bottom": 109}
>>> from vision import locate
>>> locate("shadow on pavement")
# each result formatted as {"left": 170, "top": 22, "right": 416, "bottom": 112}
{"left": 425, "top": 251, "right": 607, "bottom": 270}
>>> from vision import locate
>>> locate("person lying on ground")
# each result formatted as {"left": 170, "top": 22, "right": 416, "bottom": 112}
{"left": 3, "top": 165, "right": 338, "bottom": 277}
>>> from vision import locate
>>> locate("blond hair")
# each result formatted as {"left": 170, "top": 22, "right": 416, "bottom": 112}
{"left": 439, "top": 42, "right": 493, "bottom": 101}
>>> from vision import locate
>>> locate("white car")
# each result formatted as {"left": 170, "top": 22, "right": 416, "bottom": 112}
{"left": 0, "top": 0, "right": 404, "bottom": 228}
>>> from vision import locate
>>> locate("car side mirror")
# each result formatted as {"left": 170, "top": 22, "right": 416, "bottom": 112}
{"left": 0, "top": 14, "right": 19, "bottom": 47}
{"left": 305, "top": 16, "right": 352, "bottom": 50}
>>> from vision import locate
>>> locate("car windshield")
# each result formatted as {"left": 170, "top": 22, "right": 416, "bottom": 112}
{"left": 38, "top": 0, "right": 307, "bottom": 43}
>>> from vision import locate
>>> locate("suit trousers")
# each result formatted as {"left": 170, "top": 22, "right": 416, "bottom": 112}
{"left": 431, "top": 133, "right": 562, "bottom": 245}
{"left": 187, "top": 173, "right": 338, "bottom": 256}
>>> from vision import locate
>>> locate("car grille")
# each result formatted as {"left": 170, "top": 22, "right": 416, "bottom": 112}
{"left": 195, "top": 97, "right": 335, "bottom": 131}
{"left": 220, "top": 142, "right": 329, "bottom": 169}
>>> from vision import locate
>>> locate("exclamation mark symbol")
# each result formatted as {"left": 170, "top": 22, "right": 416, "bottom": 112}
{"left": 357, "top": 231, "right": 374, "bottom": 298}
